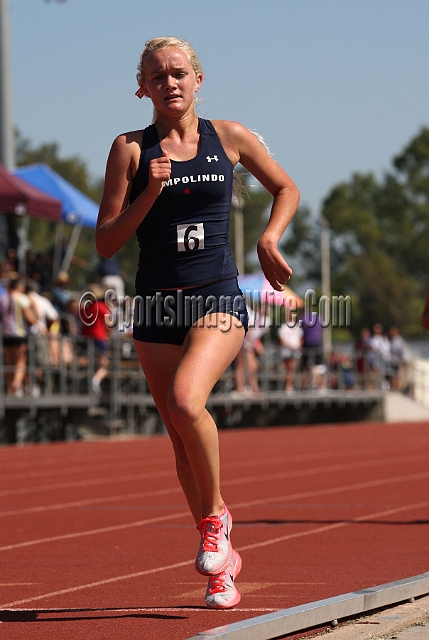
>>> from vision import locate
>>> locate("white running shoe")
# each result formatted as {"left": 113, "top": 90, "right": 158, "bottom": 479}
{"left": 195, "top": 506, "right": 233, "bottom": 576}
{"left": 205, "top": 550, "right": 242, "bottom": 609}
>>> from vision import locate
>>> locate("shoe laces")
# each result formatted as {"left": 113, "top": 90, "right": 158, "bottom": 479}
{"left": 197, "top": 516, "right": 222, "bottom": 552}
{"left": 207, "top": 571, "right": 228, "bottom": 595}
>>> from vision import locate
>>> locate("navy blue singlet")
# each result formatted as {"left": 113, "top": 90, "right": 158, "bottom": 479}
{"left": 129, "top": 118, "right": 238, "bottom": 290}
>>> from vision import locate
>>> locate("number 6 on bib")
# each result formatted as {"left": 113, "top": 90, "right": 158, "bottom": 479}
{"left": 177, "top": 223, "right": 205, "bottom": 251}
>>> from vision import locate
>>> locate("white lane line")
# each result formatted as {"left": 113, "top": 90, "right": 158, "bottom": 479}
{"left": 0, "top": 469, "right": 175, "bottom": 498}
{"left": 0, "top": 509, "right": 190, "bottom": 551}
{"left": 1, "top": 500, "right": 427, "bottom": 609}
{"left": 0, "top": 486, "right": 184, "bottom": 518}
{"left": 230, "top": 470, "right": 429, "bottom": 511}
{"left": 0, "top": 455, "right": 174, "bottom": 482}
{"left": 1, "top": 470, "right": 428, "bottom": 552}
{"left": 0, "top": 448, "right": 359, "bottom": 490}
{"left": 0, "top": 559, "right": 195, "bottom": 608}
{"left": 1, "top": 451, "right": 428, "bottom": 513}
{"left": 0, "top": 606, "right": 277, "bottom": 613}
{"left": 0, "top": 450, "right": 165, "bottom": 472}
{"left": 0, "top": 423, "right": 427, "bottom": 472}
{"left": 2, "top": 448, "right": 427, "bottom": 497}
{"left": 0, "top": 443, "right": 401, "bottom": 480}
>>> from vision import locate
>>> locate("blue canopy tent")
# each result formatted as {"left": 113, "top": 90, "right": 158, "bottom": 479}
{"left": 13, "top": 163, "right": 99, "bottom": 274}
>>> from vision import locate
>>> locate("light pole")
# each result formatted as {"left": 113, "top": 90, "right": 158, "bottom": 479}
{"left": 320, "top": 214, "right": 332, "bottom": 358}
{"left": 0, "top": 0, "right": 15, "bottom": 169}
{"left": 232, "top": 193, "right": 244, "bottom": 275}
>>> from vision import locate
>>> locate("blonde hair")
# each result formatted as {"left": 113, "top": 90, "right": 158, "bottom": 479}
{"left": 136, "top": 37, "right": 204, "bottom": 86}
{"left": 233, "top": 131, "right": 272, "bottom": 201}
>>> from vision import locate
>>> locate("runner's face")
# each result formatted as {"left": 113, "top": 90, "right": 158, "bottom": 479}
{"left": 142, "top": 47, "right": 202, "bottom": 116}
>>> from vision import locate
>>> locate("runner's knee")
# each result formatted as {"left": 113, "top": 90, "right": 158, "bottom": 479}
{"left": 167, "top": 391, "right": 203, "bottom": 430}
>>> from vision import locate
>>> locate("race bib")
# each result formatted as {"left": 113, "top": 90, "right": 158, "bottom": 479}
{"left": 177, "top": 223, "right": 205, "bottom": 251}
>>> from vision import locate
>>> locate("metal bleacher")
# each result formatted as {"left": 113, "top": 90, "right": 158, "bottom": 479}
{"left": 0, "top": 331, "right": 392, "bottom": 444}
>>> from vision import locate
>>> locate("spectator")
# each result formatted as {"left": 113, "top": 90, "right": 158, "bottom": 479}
{"left": 369, "top": 323, "right": 391, "bottom": 389}
{"left": 301, "top": 311, "right": 326, "bottom": 390}
{"left": 96, "top": 257, "right": 125, "bottom": 299}
{"left": 277, "top": 312, "right": 303, "bottom": 392}
{"left": 0, "top": 275, "right": 37, "bottom": 395}
{"left": 388, "top": 326, "right": 412, "bottom": 392}
{"left": 233, "top": 307, "right": 270, "bottom": 394}
{"left": 355, "top": 327, "right": 372, "bottom": 388}
{"left": 26, "top": 280, "right": 60, "bottom": 393}
{"left": 26, "top": 252, "right": 51, "bottom": 292}
{"left": 0, "top": 262, "right": 9, "bottom": 293}
{"left": 48, "top": 294, "right": 81, "bottom": 369}
{"left": 332, "top": 350, "right": 355, "bottom": 390}
{"left": 51, "top": 271, "right": 71, "bottom": 315}
{"left": 4, "top": 248, "right": 18, "bottom": 273}
{"left": 80, "top": 283, "right": 110, "bottom": 394}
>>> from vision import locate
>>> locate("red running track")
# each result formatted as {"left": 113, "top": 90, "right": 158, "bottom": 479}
{"left": 0, "top": 421, "right": 428, "bottom": 640}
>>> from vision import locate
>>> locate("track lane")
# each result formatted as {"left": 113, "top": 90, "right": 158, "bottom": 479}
{"left": 1, "top": 464, "right": 428, "bottom": 550}
{"left": 1, "top": 421, "right": 428, "bottom": 639}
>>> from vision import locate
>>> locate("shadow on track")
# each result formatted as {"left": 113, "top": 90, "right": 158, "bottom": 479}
{"left": 235, "top": 519, "right": 429, "bottom": 526}
{"left": 0, "top": 607, "right": 190, "bottom": 622}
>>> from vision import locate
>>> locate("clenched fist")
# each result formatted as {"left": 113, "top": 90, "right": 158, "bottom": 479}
{"left": 147, "top": 150, "right": 171, "bottom": 198}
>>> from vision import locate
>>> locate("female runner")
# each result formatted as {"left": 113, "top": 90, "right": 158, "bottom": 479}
{"left": 96, "top": 36, "right": 300, "bottom": 609}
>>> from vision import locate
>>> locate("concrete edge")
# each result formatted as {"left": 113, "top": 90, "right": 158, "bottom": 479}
{"left": 185, "top": 572, "right": 429, "bottom": 640}
{"left": 316, "top": 593, "right": 429, "bottom": 640}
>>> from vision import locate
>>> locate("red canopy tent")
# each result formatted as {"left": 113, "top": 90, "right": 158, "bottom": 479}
{"left": 0, "top": 163, "right": 61, "bottom": 220}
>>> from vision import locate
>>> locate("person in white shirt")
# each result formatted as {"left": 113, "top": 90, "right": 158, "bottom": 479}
{"left": 369, "top": 323, "right": 391, "bottom": 389}
{"left": 277, "top": 312, "right": 303, "bottom": 392}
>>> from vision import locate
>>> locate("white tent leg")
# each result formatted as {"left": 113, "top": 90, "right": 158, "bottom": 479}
{"left": 53, "top": 220, "right": 64, "bottom": 278}
{"left": 17, "top": 214, "right": 30, "bottom": 275}
{"left": 60, "top": 223, "right": 83, "bottom": 274}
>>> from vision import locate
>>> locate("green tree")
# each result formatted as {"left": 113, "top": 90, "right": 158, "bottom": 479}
{"left": 321, "top": 129, "right": 429, "bottom": 335}
{"left": 280, "top": 127, "right": 429, "bottom": 336}
{"left": 229, "top": 169, "right": 273, "bottom": 272}
{"left": 280, "top": 204, "right": 321, "bottom": 288}
{"left": 16, "top": 132, "right": 103, "bottom": 203}
{"left": 15, "top": 130, "right": 104, "bottom": 286}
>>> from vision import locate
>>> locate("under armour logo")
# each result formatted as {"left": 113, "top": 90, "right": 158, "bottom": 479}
{"left": 206, "top": 155, "right": 218, "bottom": 162}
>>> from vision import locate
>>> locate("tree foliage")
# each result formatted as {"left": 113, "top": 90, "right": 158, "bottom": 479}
{"left": 16, "top": 132, "right": 103, "bottom": 203}
{"left": 229, "top": 168, "right": 273, "bottom": 272}
{"left": 281, "top": 204, "right": 321, "bottom": 287}
{"left": 15, "top": 130, "right": 104, "bottom": 286}
{"left": 281, "top": 127, "right": 429, "bottom": 336}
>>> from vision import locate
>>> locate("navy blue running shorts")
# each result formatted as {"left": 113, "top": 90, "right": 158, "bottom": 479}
{"left": 133, "top": 278, "right": 248, "bottom": 345}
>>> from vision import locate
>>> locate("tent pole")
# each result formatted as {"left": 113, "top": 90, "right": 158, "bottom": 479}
{"left": 17, "top": 215, "right": 29, "bottom": 275}
{"left": 53, "top": 221, "right": 64, "bottom": 278}
{"left": 60, "top": 223, "right": 82, "bottom": 273}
